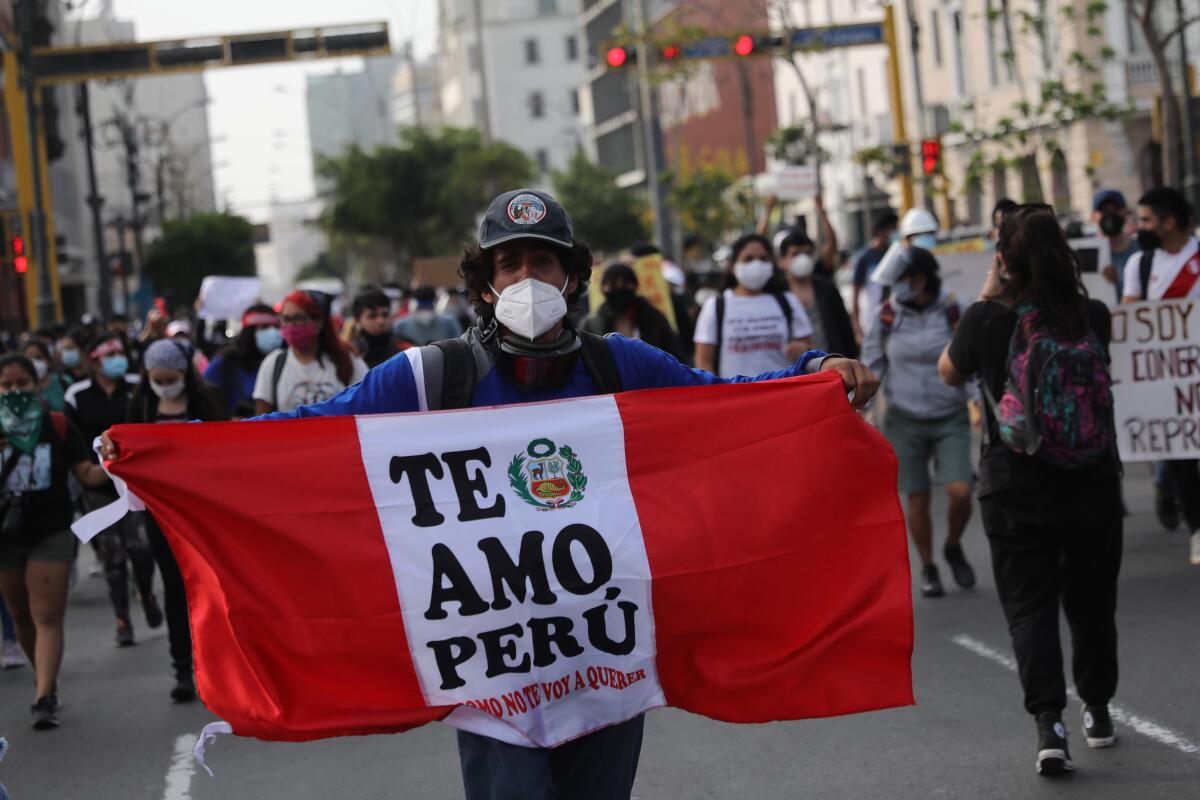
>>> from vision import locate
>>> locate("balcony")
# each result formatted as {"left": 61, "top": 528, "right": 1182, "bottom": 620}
{"left": 1125, "top": 54, "right": 1184, "bottom": 91}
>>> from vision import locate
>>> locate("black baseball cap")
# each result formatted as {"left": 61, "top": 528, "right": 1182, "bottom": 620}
{"left": 478, "top": 188, "right": 574, "bottom": 250}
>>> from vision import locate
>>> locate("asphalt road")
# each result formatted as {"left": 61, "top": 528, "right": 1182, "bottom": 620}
{"left": 1, "top": 466, "right": 1197, "bottom": 799}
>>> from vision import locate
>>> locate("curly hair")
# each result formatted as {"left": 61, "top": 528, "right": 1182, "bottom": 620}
{"left": 458, "top": 241, "right": 595, "bottom": 320}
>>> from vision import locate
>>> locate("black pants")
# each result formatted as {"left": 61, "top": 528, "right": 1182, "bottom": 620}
{"left": 1166, "top": 459, "right": 1200, "bottom": 531}
{"left": 86, "top": 492, "right": 155, "bottom": 625}
{"left": 980, "top": 479, "right": 1122, "bottom": 716}
{"left": 457, "top": 714, "right": 644, "bottom": 800}
{"left": 145, "top": 515, "right": 192, "bottom": 676}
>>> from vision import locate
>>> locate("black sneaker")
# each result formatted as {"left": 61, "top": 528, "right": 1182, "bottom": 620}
{"left": 1082, "top": 705, "right": 1115, "bottom": 748}
{"left": 943, "top": 543, "right": 976, "bottom": 589}
{"left": 115, "top": 618, "right": 135, "bottom": 647}
{"left": 31, "top": 694, "right": 59, "bottom": 730}
{"left": 1035, "top": 711, "right": 1074, "bottom": 775}
{"left": 920, "top": 564, "right": 945, "bottom": 597}
{"left": 1155, "top": 486, "right": 1181, "bottom": 531}
{"left": 143, "top": 593, "right": 164, "bottom": 630}
{"left": 171, "top": 672, "right": 197, "bottom": 704}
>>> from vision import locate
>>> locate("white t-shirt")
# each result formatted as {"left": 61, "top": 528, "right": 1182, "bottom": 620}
{"left": 252, "top": 349, "right": 369, "bottom": 412}
{"left": 1122, "top": 237, "right": 1200, "bottom": 300}
{"left": 694, "top": 289, "right": 813, "bottom": 378}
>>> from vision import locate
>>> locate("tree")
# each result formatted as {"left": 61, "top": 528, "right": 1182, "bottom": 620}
{"left": 142, "top": 212, "right": 255, "bottom": 307}
{"left": 318, "top": 127, "right": 535, "bottom": 267}
{"left": 1125, "top": 0, "right": 1199, "bottom": 187}
{"left": 661, "top": 147, "right": 751, "bottom": 247}
{"left": 936, "top": 0, "right": 1132, "bottom": 209}
{"left": 551, "top": 152, "right": 650, "bottom": 254}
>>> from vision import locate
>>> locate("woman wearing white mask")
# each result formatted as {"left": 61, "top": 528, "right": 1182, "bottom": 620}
{"left": 693, "top": 233, "right": 813, "bottom": 378}
{"left": 21, "top": 338, "right": 71, "bottom": 412}
{"left": 130, "top": 339, "right": 229, "bottom": 703}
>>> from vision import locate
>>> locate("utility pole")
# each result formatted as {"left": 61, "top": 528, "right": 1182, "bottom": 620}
{"left": 883, "top": 4, "right": 914, "bottom": 212}
{"left": 735, "top": 60, "right": 759, "bottom": 176}
{"left": 15, "top": 0, "right": 57, "bottom": 325}
{"left": 471, "top": 0, "right": 493, "bottom": 145}
{"left": 1176, "top": 0, "right": 1200, "bottom": 216}
{"left": 118, "top": 114, "right": 147, "bottom": 277}
{"left": 111, "top": 214, "right": 131, "bottom": 313}
{"left": 76, "top": 81, "right": 112, "bottom": 320}
{"left": 903, "top": 0, "right": 930, "bottom": 211}
{"left": 631, "top": 0, "right": 674, "bottom": 257}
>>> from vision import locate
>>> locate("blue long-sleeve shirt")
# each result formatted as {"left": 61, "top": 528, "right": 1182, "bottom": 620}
{"left": 256, "top": 334, "right": 828, "bottom": 420}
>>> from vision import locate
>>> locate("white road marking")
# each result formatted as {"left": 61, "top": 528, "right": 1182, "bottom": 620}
{"left": 952, "top": 634, "right": 1200, "bottom": 756}
{"left": 163, "top": 734, "right": 199, "bottom": 800}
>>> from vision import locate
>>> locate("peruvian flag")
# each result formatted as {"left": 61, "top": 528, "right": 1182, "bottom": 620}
{"left": 75, "top": 371, "right": 912, "bottom": 747}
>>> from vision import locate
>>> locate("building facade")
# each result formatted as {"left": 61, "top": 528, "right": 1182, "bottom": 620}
{"left": 438, "top": 0, "right": 587, "bottom": 179}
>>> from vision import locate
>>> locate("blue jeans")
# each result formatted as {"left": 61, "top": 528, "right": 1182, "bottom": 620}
{"left": 457, "top": 714, "right": 645, "bottom": 800}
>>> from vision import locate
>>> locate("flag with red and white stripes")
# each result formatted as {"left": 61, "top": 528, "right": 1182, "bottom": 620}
{"left": 77, "top": 371, "right": 913, "bottom": 747}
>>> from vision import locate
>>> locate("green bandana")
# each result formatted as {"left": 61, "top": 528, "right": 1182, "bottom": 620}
{"left": 0, "top": 391, "right": 43, "bottom": 455}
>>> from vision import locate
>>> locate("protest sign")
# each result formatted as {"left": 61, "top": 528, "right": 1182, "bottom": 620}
{"left": 1110, "top": 299, "right": 1200, "bottom": 461}
{"left": 197, "top": 276, "right": 262, "bottom": 320}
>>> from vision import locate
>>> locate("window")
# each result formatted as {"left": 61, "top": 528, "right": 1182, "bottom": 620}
{"left": 525, "top": 38, "right": 540, "bottom": 65}
{"left": 566, "top": 35, "right": 578, "bottom": 62}
{"left": 529, "top": 91, "right": 544, "bottom": 118}
{"left": 951, "top": 12, "right": 966, "bottom": 96}
{"left": 536, "top": 149, "right": 550, "bottom": 173}
{"left": 930, "top": 9, "right": 942, "bottom": 68}
{"left": 986, "top": 2, "right": 999, "bottom": 86}
{"left": 538, "top": 0, "right": 557, "bottom": 14}
{"left": 570, "top": 88, "right": 580, "bottom": 115}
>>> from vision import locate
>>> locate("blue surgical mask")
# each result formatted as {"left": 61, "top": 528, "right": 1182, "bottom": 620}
{"left": 911, "top": 233, "right": 938, "bottom": 250}
{"left": 61, "top": 349, "right": 81, "bottom": 367}
{"left": 100, "top": 355, "right": 128, "bottom": 379}
{"left": 255, "top": 327, "right": 284, "bottom": 354}
{"left": 892, "top": 281, "right": 917, "bottom": 303}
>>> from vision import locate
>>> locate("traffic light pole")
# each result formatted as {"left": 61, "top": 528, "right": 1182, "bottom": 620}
{"left": 15, "top": 0, "right": 59, "bottom": 327}
{"left": 883, "top": 5, "right": 914, "bottom": 212}
{"left": 1176, "top": 0, "right": 1200, "bottom": 217}
{"left": 77, "top": 81, "right": 112, "bottom": 320}
{"left": 632, "top": 0, "right": 674, "bottom": 257}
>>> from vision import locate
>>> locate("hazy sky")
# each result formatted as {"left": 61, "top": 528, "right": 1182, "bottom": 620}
{"left": 104, "top": 0, "right": 439, "bottom": 220}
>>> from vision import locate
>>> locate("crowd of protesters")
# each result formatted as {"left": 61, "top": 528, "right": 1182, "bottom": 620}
{"left": 0, "top": 182, "right": 1197, "bottom": 791}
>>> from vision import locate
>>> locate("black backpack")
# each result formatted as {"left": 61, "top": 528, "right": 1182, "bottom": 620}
{"left": 713, "top": 292, "right": 794, "bottom": 376}
{"left": 1139, "top": 247, "right": 1156, "bottom": 300}
{"left": 432, "top": 332, "right": 623, "bottom": 410}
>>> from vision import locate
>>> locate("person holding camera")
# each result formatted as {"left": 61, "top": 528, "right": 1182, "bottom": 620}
{"left": 0, "top": 354, "right": 109, "bottom": 730}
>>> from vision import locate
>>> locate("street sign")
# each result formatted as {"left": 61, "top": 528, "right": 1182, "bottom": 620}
{"left": 790, "top": 23, "right": 885, "bottom": 49}
{"left": 755, "top": 165, "right": 818, "bottom": 201}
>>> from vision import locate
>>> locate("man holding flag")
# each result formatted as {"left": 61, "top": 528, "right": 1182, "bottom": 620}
{"left": 99, "top": 189, "right": 893, "bottom": 800}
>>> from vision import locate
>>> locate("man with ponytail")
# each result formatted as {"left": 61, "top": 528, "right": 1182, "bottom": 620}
{"left": 939, "top": 205, "right": 1122, "bottom": 776}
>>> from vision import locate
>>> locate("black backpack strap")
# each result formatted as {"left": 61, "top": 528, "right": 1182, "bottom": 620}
{"left": 772, "top": 291, "right": 794, "bottom": 334}
{"left": 1139, "top": 248, "right": 1155, "bottom": 300}
{"left": 714, "top": 294, "right": 725, "bottom": 376}
{"left": 271, "top": 348, "right": 288, "bottom": 409}
{"left": 432, "top": 337, "right": 477, "bottom": 410}
{"left": 577, "top": 331, "right": 623, "bottom": 395}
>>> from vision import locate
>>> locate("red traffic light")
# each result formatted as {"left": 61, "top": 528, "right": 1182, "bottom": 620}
{"left": 606, "top": 46, "right": 629, "bottom": 68}
{"left": 734, "top": 35, "right": 755, "bottom": 56}
{"left": 11, "top": 236, "right": 26, "bottom": 273}
{"left": 661, "top": 44, "right": 680, "bottom": 61}
{"left": 920, "top": 138, "right": 942, "bottom": 176}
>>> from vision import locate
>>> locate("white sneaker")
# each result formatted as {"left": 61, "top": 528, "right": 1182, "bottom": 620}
{"left": 1190, "top": 531, "right": 1200, "bottom": 566}
{"left": 1, "top": 639, "right": 26, "bottom": 669}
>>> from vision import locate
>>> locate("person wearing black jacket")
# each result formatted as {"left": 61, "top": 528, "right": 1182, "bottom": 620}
{"left": 780, "top": 232, "right": 859, "bottom": 358}
{"left": 583, "top": 263, "right": 687, "bottom": 362}
{"left": 129, "top": 339, "right": 230, "bottom": 702}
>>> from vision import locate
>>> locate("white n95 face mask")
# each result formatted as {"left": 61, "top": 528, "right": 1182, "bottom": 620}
{"left": 789, "top": 254, "right": 815, "bottom": 279}
{"left": 734, "top": 259, "right": 773, "bottom": 291}
{"left": 490, "top": 276, "right": 569, "bottom": 340}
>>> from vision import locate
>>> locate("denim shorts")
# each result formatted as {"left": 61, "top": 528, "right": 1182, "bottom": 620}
{"left": 0, "top": 530, "right": 77, "bottom": 571}
{"left": 883, "top": 407, "right": 973, "bottom": 496}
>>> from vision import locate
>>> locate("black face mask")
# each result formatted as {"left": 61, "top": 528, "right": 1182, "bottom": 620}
{"left": 1099, "top": 213, "right": 1125, "bottom": 237}
{"left": 604, "top": 288, "right": 636, "bottom": 315}
{"left": 495, "top": 329, "right": 582, "bottom": 392}
{"left": 1136, "top": 229, "right": 1163, "bottom": 251}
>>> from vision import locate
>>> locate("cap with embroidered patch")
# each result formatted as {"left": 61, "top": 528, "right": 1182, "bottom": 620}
{"left": 478, "top": 189, "right": 574, "bottom": 250}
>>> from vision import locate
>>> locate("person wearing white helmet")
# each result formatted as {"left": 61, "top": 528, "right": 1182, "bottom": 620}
{"left": 860, "top": 209, "right": 940, "bottom": 334}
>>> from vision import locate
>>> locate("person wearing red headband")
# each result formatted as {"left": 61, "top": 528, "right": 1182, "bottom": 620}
{"left": 204, "top": 304, "right": 283, "bottom": 416}
{"left": 252, "top": 291, "right": 367, "bottom": 415}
